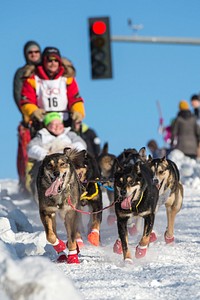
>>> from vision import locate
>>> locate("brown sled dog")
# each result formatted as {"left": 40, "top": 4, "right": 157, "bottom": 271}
{"left": 148, "top": 156, "right": 183, "bottom": 243}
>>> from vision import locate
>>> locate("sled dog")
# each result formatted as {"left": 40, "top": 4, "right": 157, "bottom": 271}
{"left": 117, "top": 147, "right": 147, "bottom": 167}
{"left": 114, "top": 159, "right": 159, "bottom": 262}
{"left": 37, "top": 147, "right": 103, "bottom": 264}
{"left": 148, "top": 156, "right": 183, "bottom": 243}
{"left": 37, "top": 148, "right": 86, "bottom": 264}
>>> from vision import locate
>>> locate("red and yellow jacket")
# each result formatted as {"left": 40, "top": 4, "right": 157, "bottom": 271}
{"left": 20, "top": 65, "right": 85, "bottom": 122}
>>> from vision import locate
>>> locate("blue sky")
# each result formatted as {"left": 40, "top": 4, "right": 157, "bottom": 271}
{"left": 1, "top": 0, "right": 200, "bottom": 179}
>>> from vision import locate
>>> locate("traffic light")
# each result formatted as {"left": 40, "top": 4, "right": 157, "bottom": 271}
{"left": 88, "top": 17, "right": 112, "bottom": 79}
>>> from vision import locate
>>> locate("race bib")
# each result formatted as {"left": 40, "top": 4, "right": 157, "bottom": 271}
{"left": 35, "top": 76, "right": 68, "bottom": 112}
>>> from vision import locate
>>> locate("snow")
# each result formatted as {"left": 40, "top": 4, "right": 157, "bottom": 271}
{"left": 1, "top": 149, "right": 200, "bottom": 300}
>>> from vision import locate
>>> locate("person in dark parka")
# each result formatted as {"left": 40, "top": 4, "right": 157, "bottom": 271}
{"left": 13, "top": 41, "right": 41, "bottom": 194}
{"left": 171, "top": 100, "right": 200, "bottom": 159}
{"left": 13, "top": 41, "right": 41, "bottom": 112}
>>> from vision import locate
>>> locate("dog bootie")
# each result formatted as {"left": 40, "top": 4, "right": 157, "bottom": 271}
{"left": 53, "top": 239, "right": 66, "bottom": 253}
{"left": 76, "top": 238, "right": 84, "bottom": 249}
{"left": 88, "top": 229, "right": 100, "bottom": 246}
{"left": 128, "top": 223, "right": 137, "bottom": 236}
{"left": 149, "top": 231, "right": 157, "bottom": 243}
{"left": 124, "top": 258, "right": 133, "bottom": 264}
{"left": 113, "top": 239, "right": 123, "bottom": 254}
{"left": 67, "top": 250, "right": 80, "bottom": 264}
{"left": 107, "top": 214, "right": 117, "bottom": 226}
{"left": 57, "top": 252, "right": 67, "bottom": 263}
{"left": 135, "top": 244, "right": 147, "bottom": 259}
{"left": 164, "top": 232, "right": 174, "bottom": 244}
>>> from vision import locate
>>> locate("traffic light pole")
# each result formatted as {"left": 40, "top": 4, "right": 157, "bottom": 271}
{"left": 88, "top": 17, "right": 112, "bottom": 79}
{"left": 111, "top": 35, "right": 200, "bottom": 45}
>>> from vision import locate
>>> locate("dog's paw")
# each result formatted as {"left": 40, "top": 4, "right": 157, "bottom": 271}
{"left": 113, "top": 239, "right": 123, "bottom": 254}
{"left": 149, "top": 231, "right": 157, "bottom": 243}
{"left": 107, "top": 214, "right": 117, "bottom": 226}
{"left": 135, "top": 244, "right": 147, "bottom": 259}
{"left": 57, "top": 252, "right": 67, "bottom": 263}
{"left": 128, "top": 224, "right": 137, "bottom": 236}
{"left": 67, "top": 251, "right": 80, "bottom": 264}
{"left": 88, "top": 229, "right": 99, "bottom": 246}
{"left": 164, "top": 232, "right": 174, "bottom": 244}
{"left": 66, "top": 241, "right": 80, "bottom": 254}
{"left": 53, "top": 239, "right": 66, "bottom": 253}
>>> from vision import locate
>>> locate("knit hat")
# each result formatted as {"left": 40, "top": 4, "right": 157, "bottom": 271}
{"left": 42, "top": 47, "right": 62, "bottom": 65}
{"left": 23, "top": 41, "right": 41, "bottom": 64}
{"left": 44, "top": 112, "right": 62, "bottom": 126}
{"left": 179, "top": 100, "right": 189, "bottom": 110}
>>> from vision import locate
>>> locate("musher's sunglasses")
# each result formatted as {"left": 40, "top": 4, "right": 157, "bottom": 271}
{"left": 28, "top": 50, "right": 40, "bottom": 54}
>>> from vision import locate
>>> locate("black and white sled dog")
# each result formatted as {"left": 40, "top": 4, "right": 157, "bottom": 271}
{"left": 148, "top": 156, "right": 183, "bottom": 244}
{"left": 97, "top": 144, "right": 148, "bottom": 227}
{"left": 113, "top": 151, "right": 159, "bottom": 262}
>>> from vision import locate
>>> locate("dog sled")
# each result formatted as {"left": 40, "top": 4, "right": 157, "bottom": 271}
{"left": 17, "top": 110, "right": 81, "bottom": 195}
{"left": 17, "top": 122, "right": 31, "bottom": 194}
{"left": 17, "top": 117, "right": 44, "bottom": 195}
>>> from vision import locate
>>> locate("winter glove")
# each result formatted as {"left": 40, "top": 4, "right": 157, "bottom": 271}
{"left": 71, "top": 111, "right": 83, "bottom": 123}
{"left": 31, "top": 108, "right": 45, "bottom": 122}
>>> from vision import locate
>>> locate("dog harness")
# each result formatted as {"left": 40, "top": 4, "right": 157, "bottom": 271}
{"left": 135, "top": 191, "right": 144, "bottom": 213}
{"left": 80, "top": 182, "right": 99, "bottom": 200}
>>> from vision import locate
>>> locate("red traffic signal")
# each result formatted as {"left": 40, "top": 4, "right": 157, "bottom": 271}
{"left": 88, "top": 17, "right": 112, "bottom": 79}
{"left": 92, "top": 21, "right": 107, "bottom": 35}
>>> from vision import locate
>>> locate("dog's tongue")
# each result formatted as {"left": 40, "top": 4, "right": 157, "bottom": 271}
{"left": 121, "top": 195, "right": 132, "bottom": 210}
{"left": 45, "top": 178, "right": 63, "bottom": 197}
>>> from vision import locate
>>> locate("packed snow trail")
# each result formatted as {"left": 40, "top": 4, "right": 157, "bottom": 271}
{"left": 1, "top": 151, "right": 200, "bottom": 300}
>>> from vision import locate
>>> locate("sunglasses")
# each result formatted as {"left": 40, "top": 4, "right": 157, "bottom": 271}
{"left": 28, "top": 50, "right": 40, "bottom": 54}
{"left": 47, "top": 57, "right": 59, "bottom": 63}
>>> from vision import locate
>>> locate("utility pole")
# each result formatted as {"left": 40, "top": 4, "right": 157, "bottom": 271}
{"left": 112, "top": 19, "right": 200, "bottom": 46}
{"left": 111, "top": 35, "right": 200, "bottom": 46}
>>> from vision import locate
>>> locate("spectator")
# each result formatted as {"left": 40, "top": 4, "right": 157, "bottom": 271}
{"left": 190, "top": 94, "right": 200, "bottom": 158}
{"left": 26, "top": 112, "right": 87, "bottom": 193}
{"left": 147, "top": 139, "right": 166, "bottom": 158}
{"left": 190, "top": 94, "right": 200, "bottom": 124}
{"left": 20, "top": 46, "right": 85, "bottom": 134}
{"left": 74, "top": 122, "right": 101, "bottom": 159}
{"left": 171, "top": 100, "right": 200, "bottom": 159}
{"left": 13, "top": 41, "right": 41, "bottom": 194}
